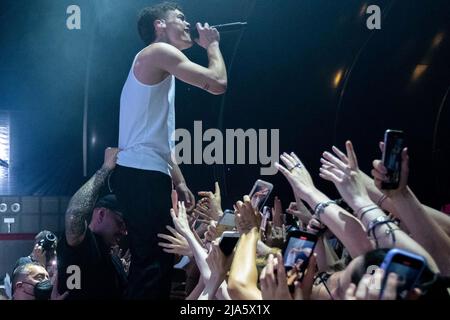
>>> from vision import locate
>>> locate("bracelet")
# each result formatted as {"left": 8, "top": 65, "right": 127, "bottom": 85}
{"left": 367, "top": 215, "right": 389, "bottom": 234}
{"left": 367, "top": 216, "right": 398, "bottom": 248}
{"left": 355, "top": 204, "right": 375, "bottom": 217}
{"left": 377, "top": 194, "right": 388, "bottom": 208}
{"left": 314, "top": 200, "right": 336, "bottom": 222}
{"left": 359, "top": 205, "right": 379, "bottom": 222}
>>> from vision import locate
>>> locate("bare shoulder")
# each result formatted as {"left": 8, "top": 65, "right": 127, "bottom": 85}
{"left": 134, "top": 43, "right": 184, "bottom": 84}
{"left": 139, "top": 42, "right": 184, "bottom": 64}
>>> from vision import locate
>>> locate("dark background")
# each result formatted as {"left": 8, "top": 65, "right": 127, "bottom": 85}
{"left": 0, "top": 0, "right": 449, "bottom": 211}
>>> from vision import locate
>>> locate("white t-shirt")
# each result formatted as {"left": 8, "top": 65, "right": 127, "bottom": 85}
{"left": 117, "top": 50, "right": 175, "bottom": 176}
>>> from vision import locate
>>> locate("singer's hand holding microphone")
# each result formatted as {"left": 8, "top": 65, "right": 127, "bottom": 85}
{"left": 194, "top": 22, "right": 220, "bottom": 49}
{"left": 190, "top": 22, "right": 248, "bottom": 49}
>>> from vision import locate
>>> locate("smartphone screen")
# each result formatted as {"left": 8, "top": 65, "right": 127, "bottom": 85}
{"left": 381, "top": 129, "right": 404, "bottom": 189}
{"left": 283, "top": 231, "right": 317, "bottom": 288}
{"left": 219, "top": 232, "right": 240, "bottom": 256}
{"left": 381, "top": 250, "right": 426, "bottom": 299}
{"left": 283, "top": 231, "right": 317, "bottom": 269}
{"left": 260, "top": 206, "right": 271, "bottom": 232}
{"left": 249, "top": 180, "right": 273, "bottom": 212}
{"left": 216, "top": 210, "right": 235, "bottom": 237}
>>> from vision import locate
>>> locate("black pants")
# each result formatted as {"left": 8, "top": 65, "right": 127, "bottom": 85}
{"left": 113, "top": 165, "right": 174, "bottom": 299}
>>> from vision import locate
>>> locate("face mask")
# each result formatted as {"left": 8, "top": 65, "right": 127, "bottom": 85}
{"left": 23, "top": 280, "right": 53, "bottom": 300}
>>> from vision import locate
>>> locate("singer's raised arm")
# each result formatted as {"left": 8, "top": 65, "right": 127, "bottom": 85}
{"left": 134, "top": 23, "right": 227, "bottom": 95}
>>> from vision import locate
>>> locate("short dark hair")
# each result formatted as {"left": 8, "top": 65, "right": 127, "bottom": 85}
{"left": 137, "top": 2, "right": 182, "bottom": 45}
{"left": 11, "top": 262, "right": 42, "bottom": 295}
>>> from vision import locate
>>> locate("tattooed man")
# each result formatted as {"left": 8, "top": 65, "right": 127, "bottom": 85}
{"left": 57, "top": 148, "right": 128, "bottom": 299}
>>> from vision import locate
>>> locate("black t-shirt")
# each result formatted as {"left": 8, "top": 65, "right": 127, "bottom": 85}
{"left": 57, "top": 229, "right": 127, "bottom": 300}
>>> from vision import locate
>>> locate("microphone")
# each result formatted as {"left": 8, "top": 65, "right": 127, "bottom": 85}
{"left": 190, "top": 22, "right": 248, "bottom": 40}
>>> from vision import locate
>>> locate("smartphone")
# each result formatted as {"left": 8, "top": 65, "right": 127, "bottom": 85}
{"left": 381, "top": 129, "right": 404, "bottom": 189}
{"left": 260, "top": 206, "right": 271, "bottom": 232}
{"left": 282, "top": 230, "right": 318, "bottom": 272}
{"left": 219, "top": 231, "right": 240, "bottom": 256}
{"left": 380, "top": 248, "right": 427, "bottom": 299}
{"left": 249, "top": 180, "right": 273, "bottom": 212}
{"left": 216, "top": 209, "right": 236, "bottom": 237}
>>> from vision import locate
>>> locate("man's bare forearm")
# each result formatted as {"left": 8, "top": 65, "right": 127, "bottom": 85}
{"left": 65, "top": 167, "right": 112, "bottom": 243}
{"left": 207, "top": 42, "right": 227, "bottom": 84}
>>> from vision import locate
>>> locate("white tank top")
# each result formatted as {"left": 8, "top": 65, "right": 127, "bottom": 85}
{"left": 117, "top": 50, "right": 175, "bottom": 176}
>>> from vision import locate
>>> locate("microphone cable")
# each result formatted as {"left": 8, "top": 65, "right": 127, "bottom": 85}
{"left": 213, "top": 0, "right": 257, "bottom": 199}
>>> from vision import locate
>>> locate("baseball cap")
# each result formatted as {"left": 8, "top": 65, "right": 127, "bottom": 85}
{"left": 94, "top": 194, "right": 123, "bottom": 217}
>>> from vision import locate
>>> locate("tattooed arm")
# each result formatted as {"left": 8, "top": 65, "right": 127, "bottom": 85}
{"left": 65, "top": 148, "right": 119, "bottom": 247}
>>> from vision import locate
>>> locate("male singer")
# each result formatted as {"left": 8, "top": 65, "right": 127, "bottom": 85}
{"left": 114, "top": 1, "right": 227, "bottom": 299}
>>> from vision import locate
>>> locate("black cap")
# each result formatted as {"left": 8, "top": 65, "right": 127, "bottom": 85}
{"left": 94, "top": 194, "right": 123, "bottom": 217}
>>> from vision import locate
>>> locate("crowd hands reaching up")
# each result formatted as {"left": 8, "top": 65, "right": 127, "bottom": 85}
{"left": 159, "top": 137, "right": 450, "bottom": 301}
{"left": 6, "top": 135, "right": 450, "bottom": 301}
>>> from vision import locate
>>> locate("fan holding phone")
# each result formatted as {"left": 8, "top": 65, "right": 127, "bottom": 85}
{"left": 380, "top": 130, "right": 405, "bottom": 190}
{"left": 379, "top": 248, "right": 426, "bottom": 299}
{"left": 283, "top": 230, "right": 318, "bottom": 287}
{"left": 249, "top": 180, "right": 273, "bottom": 212}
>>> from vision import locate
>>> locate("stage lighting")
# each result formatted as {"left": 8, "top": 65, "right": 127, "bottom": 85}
{"left": 0, "top": 203, "right": 7, "bottom": 213}
{"left": 11, "top": 203, "right": 21, "bottom": 213}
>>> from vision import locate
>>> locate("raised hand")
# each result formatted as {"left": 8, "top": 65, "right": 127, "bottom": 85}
{"left": 195, "top": 182, "right": 223, "bottom": 222}
{"left": 102, "top": 147, "right": 120, "bottom": 170}
{"left": 276, "top": 152, "right": 317, "bottom": 201}
{"left": 195, "top": 22, "right": 220, "bottom": 49}
{"left": 170, "top": 201, "right": 193, "bottom": 238}
{"left": 260, "top": 253, "right": 293, "bottom": 300}
{"left": 306, "top": 216, "right": 327, "bottom": 235}
{"left": 204, "top": 221, "right": 219, "bottom": 243}
{"left": 345, "top": 268, "right": 398, "bottom": 300}
{"left": 272, "top": 196, "right": 284, "bottom": 228}
{"left": 372, "top": 143, "right": 409, "bottom": 198}
{"left": 319, "top": 141, "right": 372, "bottom": 210}
{"left": 31, "top": 243, "right": 46, "bottom": 267}
{"left": 234, "top": 195, "right": 262, "bottom": 234}
{"left": 158, "top": 225, "right": 193, "bottom": 257}
{"left": 175, "top": 183, "right": 196, "bottom": 212}
{"left": 286, "top": 201, "right": 312, "bottom": 225}
{"left": 296, "top": 253, "right": 318, "bottom": 300}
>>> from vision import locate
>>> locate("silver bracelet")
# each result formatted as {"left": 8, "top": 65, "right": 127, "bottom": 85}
{"left": 314, "top": 200, "right": 336, "bottom": 222}
{"left": 359, "top": 205, "right": 379, "bottom": 221}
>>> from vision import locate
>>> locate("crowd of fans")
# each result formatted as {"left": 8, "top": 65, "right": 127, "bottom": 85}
{"left": 2, "top": 138, "right": 450, "bottom": 300}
